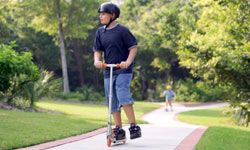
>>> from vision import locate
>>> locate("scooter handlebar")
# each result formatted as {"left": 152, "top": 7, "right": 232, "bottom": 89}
{"left": 103, "top": 63, "right": 121, "bottom": 68}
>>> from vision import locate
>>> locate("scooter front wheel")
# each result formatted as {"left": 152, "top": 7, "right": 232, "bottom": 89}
{"left": 107, "top": 137, "right": 112, "bottom": 147}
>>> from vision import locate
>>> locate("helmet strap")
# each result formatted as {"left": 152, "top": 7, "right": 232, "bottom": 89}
{"left": 104, "top": 14, "right": 116, "bottom": 32}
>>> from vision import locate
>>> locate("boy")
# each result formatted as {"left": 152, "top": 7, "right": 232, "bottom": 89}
{"left": 163, "top": 85, "right": 175, "bottom": 111}
{"left": 93, "top": 2, "right": 141, "bottom": 141}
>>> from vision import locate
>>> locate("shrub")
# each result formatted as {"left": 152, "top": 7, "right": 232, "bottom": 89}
{"left": 174, "top": 79, "right": 226, "bottom": 102}
{"left": 34, "top": 70, "right": 62, "bottom": 98}
{"left": 55, "top": 86, "right": 105, "bottom": 102}
{"left": 0, "top": 42, "right": 39, "bottom": 106}
{"left": 227, "top": 101, "right": 250, "bottom": 127}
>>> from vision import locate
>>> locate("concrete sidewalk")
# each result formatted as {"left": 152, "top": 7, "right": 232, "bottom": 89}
{"left": 21, "top": 103, "right": 227, "bottom": 150}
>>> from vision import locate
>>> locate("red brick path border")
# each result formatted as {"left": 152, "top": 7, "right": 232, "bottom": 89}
{"left": 175, "top": 126, "right": 208, "bottom": 150}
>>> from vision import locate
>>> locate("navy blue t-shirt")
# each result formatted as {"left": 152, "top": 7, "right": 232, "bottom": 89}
{"left": 93, "top": 24, "right": 137, "bottom": 78}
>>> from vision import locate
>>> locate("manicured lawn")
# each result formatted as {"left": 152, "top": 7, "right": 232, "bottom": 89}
{"left": 0, "top": 100, "right": 159, "bottom": 150}
{"left": 177, "top": 108, "right": 250, "bottom": 150}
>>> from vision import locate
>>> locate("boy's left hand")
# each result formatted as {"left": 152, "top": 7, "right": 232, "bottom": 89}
{"left": 120, "top": 61, "right": 130, "bottom": 68}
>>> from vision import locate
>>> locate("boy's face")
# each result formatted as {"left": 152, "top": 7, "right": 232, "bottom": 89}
{"left": 99, "top": 12, "right": 113, "bottom": 25}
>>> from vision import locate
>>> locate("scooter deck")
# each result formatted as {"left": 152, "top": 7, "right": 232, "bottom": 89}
{"left": 107, "top": 134, "right": 126, "bottom": 146}
{"left": 111, "top": 138, "right": 126, "bottom": 145}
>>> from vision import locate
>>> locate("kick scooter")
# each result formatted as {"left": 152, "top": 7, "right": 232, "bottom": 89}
{"left": 104, "top": 64, "right": 126, "bottom": 147}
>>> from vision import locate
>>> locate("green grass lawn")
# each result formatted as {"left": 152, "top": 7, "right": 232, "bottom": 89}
{"left": 0, "top": 100, "right": 159, "bottom": 150}
{"left": 177, "top": 108, "right": 250, "bottom": 150}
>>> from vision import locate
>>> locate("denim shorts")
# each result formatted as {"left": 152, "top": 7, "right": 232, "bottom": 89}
{"left": 104, "top": 73, "right": 134, "bottom": 113}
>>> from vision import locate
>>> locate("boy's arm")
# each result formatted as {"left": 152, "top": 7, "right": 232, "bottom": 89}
{"left": 160, "top": 91, "right": 164, "bottom": 97}
{"left": 160, "top": 90, "right": 166, "bottom": 97}
{"left": 94, "top": 51, "right": 104, "bottom": 68}
{"left": 120, "top": 47, "right": 137, "bottom": 68}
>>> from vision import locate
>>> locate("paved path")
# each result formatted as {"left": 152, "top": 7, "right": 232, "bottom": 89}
{"left": 21, "top": 103, "right": 227, "bottom": 150}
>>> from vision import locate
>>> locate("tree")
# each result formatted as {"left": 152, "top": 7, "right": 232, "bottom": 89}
{"left": 120, "top": 0, "right": 190, "bottom": 99}
{"left": 0, "top": 1, "right": 61, "bottom": 71}
{"left": 177, "top": 0, "right": 250, "bottom": 101}
{"left": 10, "top": 0, "right": 100, "bottom": 93}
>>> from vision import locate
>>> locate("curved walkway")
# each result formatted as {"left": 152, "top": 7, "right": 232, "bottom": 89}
{"left": 19, "top": 103, "right": 227, "bottom": 150}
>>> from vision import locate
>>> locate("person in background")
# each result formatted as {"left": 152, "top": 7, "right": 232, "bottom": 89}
{"left": 162, "top": 85, "right": 175, "bottom": 111}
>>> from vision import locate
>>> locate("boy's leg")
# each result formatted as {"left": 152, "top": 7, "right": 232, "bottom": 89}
{"left": 112, "top": 111, "right": 126, "bottom": 141}
{"left": 116, "top": 74, "right": 136, "bottom": 124}
{"left": 116, "top": 74, "right": 141, "bottom": 139}
{"left": 123, "top": 104, "right": 136, "bottom": 124}
{"left": 123, "top": 104, "right": 141, "bottom": 139}
{"left": 112, "top": 111, "right": 122, "bottom": 127}
{"left": 104, "top": 76, "right": 124, "bottom": 127}
{"left": 104, "top": 76, "right": 126, "bottom": 141}
{"left": 168, "top": 100, "right": 173, "bottom": 111}
{"left": 165, "top": 99, "right": 169, "bottom": 111}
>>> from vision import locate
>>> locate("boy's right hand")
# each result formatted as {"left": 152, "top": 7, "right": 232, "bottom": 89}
{"left": 94, "top": 61, "right": 105, "bottom": 69}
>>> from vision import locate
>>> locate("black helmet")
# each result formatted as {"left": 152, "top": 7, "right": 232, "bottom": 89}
{"left": 98, "top": 2, "right": 120, "bottom": 19}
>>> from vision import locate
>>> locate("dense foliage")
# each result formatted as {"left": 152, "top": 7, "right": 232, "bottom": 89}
{"left": 119, "top": 0, "right": 249, "bottom": 102}
{"left": 177, "top": 0, "right": 250, "bottom": 102}
{"left": 0, "top": 43, "right": 38, "bottom": 106}
{"left": 0, "top": 0, "right": 249, "bottom": 114}
{"left": 118, "top": 0, "right": 249, "bottom": 125}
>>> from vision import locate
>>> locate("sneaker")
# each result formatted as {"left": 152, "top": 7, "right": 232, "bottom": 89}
{"left": 129, "top": 124, "right": 141, "bottom": 139}
{"left": 113, "top": 126, "right": 126, "bottom": 141}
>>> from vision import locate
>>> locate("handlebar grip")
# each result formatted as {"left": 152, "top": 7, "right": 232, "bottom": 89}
{"left": 116, "top": 64, "right": 121, "bottom": 68}
{"left": 102, "top": 63, "right": 107, "bottom": 68}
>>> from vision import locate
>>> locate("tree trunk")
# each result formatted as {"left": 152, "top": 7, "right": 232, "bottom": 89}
{"left": 56, "top": 0, "right": 70, "bottom": 93}
{"left": 140, "top": 77, "right": 148, "bottom": 100}
{"left": 72, "top": 40, "right": 84, "bottom": 86}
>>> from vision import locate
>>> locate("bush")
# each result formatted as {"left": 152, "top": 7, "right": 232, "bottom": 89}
{"left": 0, "top": 42, "right": 39, "bottom": 106}
{"left": 174, "top": 79, "right": 227, "bottom": 102}
{"left": 55, "top": 86, "right": 105, "bottom": 102}
{"left": 34, "top": 70, "right": 62, "bottom": 98}
{"left": 226, "top": 100, "right": 250, "bottom": 127}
